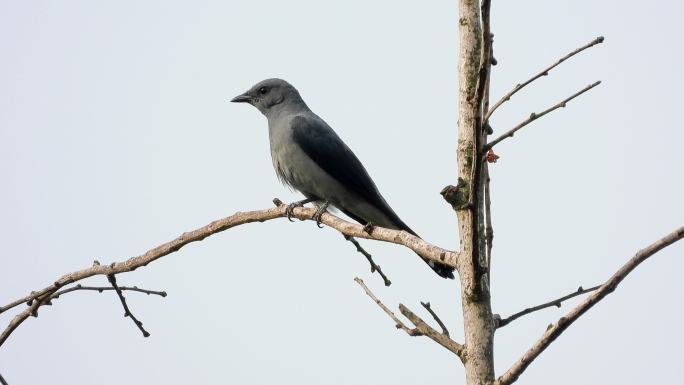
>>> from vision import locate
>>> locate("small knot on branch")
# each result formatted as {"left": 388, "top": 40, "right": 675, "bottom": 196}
{"left": 440, "top": 178, "right": 470, "bottom": 211}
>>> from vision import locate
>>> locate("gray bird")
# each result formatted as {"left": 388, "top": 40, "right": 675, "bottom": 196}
{"left": 231, "top": 78, "right": 454, "bottom": 279}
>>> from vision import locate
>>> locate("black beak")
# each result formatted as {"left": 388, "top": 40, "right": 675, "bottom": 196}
{"left": 230, "top": 92, "right": 253, "bottom": 103}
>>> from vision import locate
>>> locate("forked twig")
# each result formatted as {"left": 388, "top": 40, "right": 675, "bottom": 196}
{"left": 485, "top": 36, "right": 604, "bottom": 122}
{"left": 495, "top": 226, "right": 684, "bottom": 385}
{"left": 354, "top": 278, "right": 465, "bottom": 360}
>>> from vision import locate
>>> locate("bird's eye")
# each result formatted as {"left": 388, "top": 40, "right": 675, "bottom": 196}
{"left": 258, "top": 87, "right": 268, "bottom": 95}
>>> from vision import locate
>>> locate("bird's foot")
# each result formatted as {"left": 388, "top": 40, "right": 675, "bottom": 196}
{"left": 363, "top": 222, "right": 375, "bottom": 235}
{"left": 312, "top": 201, "right": 330, "bottom": 228}
{"left": 285, "top": 198, "right": 315, "bottom": 221}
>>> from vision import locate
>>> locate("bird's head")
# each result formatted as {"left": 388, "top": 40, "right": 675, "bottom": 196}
{"left": 231, "top": 78, "right": 306, "bottom": 116}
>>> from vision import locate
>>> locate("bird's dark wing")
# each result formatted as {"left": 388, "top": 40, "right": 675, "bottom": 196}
{"left": 289, "top": 114, "right": 411, "bottom": 232}
{"left": 291, "top": 114, "right": 455, "bottom": 279}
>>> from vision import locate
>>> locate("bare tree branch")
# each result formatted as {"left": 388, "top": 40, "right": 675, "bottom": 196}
{"left": 354, "top": 278, "right": 417, "bottom": 335}
{"left": 485, "top": 81, "right": 601, "bottom": 151}
{"left": 0, "top": 295, "right": 39, "bottom": 316}
{"left": 495, "top": 226, "right": 684, "bottom": 385}
{"left": 107, "top": 275, "right": 151, "bottom": 337}
{"left": 398, "top": 304, "right": 465, "bottom": 360}
{"left": 0, "top": 371, "right": 8, "bottom": 385}
{"left": 496, "top": 285, "right": 601, "bottom": 329}
{"left": 354, "top": 278, "right": 465, "bottom": 361}
{"left": 0, "top": 282, "right": 166, "bottom": 348}
{"left": 50, "top": 284, "right": 167, "bottom": 300}
{"left": 420, "top": 301, "right": 450, "bottom": 336}
{"left": 1, "top": 284, "right": 166, "bottom": 315}
{"left": 0, "top": 200, "right": 459, "bottom": 342}
{"left": 0, "top": 289, "right": 56, "bottom": 348}
{"left": 485, "top": 36, "right": 604, "bottom": 122}
{"left": 269, "top": 199, "right": 459, "bottom": 268}
{"left": 344, "top": 235, "right": 391, "bottom": 286}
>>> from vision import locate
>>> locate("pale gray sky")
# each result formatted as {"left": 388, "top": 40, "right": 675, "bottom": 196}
{"left": 1, "top": 1, "right": 682, "bottom": 384}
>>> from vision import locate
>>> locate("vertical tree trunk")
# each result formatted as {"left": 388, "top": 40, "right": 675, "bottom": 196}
{"left": 457, "top": 1, "right": 496, "bottom": 384}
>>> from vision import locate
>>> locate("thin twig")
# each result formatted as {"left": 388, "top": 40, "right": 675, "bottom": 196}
{"left": 485, "top": 81, "right": 601, "bottom": 151}
{"left": 485, "top": 36, "right": 604, "bottom": 122}
{"left": 354, "top": 278, "right": 465, "bottom": 360}
{"left": 107, "top": 275, "right": 150, "bottom": 337}
{"left": 345, "top": 236, "right": 391, "bottom": 286}
{"left": 420, "top": 301, "right": 450, "bottom": 336}
{"left": 496, "top": 285, "right": 601, "bottom": 328}
{"left": 495, "top": 226, "right": 684, "bottom": 385}
{"left": 353, "top": 278, "right": 417, "bottom": 335}
{"left": 0, "top": 283, "right": 165, "bottom": 349}
{"left": 50, "top": 284, "right": 167, "bottom": 301}
{"left": 0, "top": 371, "right": 8, "bottom": 385}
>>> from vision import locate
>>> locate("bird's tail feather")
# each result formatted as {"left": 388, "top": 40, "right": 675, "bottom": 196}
{"left": 420, "top": 255, "right": 455, "bottom": 279}
{"left": 395, "top": 220, "right": 455, "bottom": 279}
{"left": 343, "top": 208, "right": 455, "bottom": 279}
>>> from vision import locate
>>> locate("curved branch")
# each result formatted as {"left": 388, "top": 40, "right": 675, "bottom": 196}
{"left": 495, "top": 225, "right": 684, "bottom": 385}
{"left": 1, "top": 200, "right": 459, "bottom": 347}
{"left": 0, "top": 288, "right": 56, "bottom": 348}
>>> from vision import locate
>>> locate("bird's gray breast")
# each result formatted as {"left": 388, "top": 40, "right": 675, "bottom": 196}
{"left": 268, "top": 117, "right": 309, "bottom": 192}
